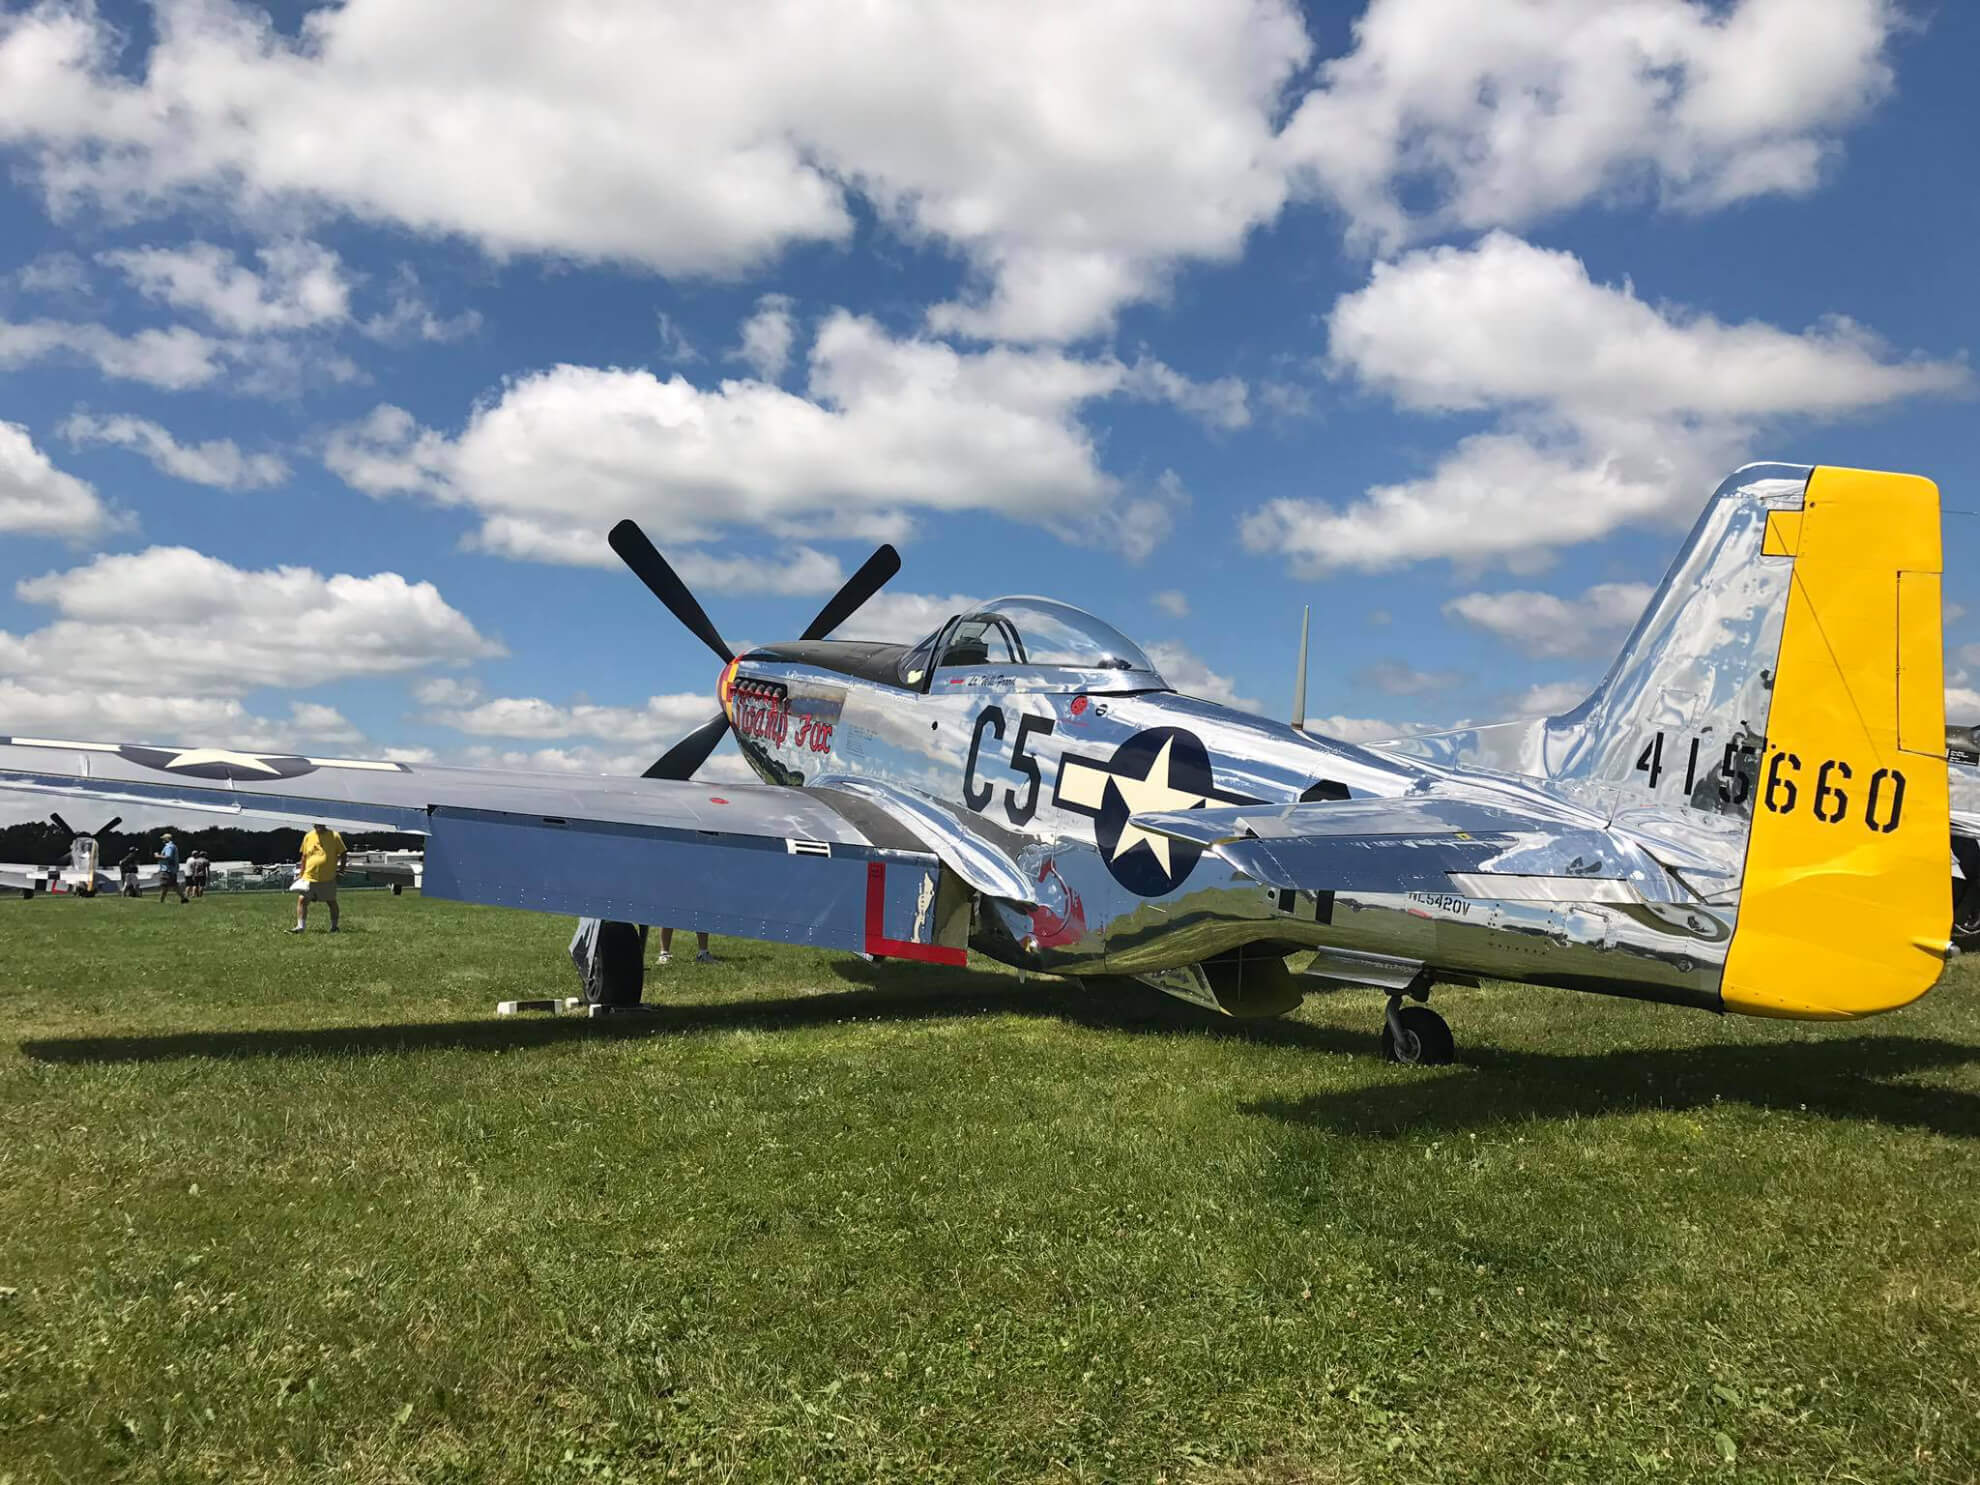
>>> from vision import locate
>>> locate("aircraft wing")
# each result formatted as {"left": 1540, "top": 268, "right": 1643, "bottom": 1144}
{"left": 1130, "top": 794, "right": 1684, "bottom": 903}
{"left": 0, "top": 861, "right": 56, "bottom": 894}
{"left": 0, "top": 735, "right": 967, "bottom": 962}
{"left": 94, "top": 866, "right": 161, "bottom": 891}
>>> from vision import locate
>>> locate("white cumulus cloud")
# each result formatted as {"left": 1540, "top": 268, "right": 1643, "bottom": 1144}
{"left": 1303, "top": 714, "right": 1420, "bottom": 744}
{"left": 1243, "top": 233, "right": 1968, "bottom": 574}
{"left": 1444, "top": 581, "right": 1655, "bottom": 658}
{"left": 0, "top": 0, "right": 1316, "bottom": 342}
{"left": 0, "top": 420, "right": 114, "bottom": 539}
{"left": 0, "top": 316, "right": 227, "bottom": 389}
{"left": 325, "top": 314, "right": 1233, "bottom": 564}
{"left": 1355, "top": 660, "right": 1464, "bottom": 697}
{"left": 0, "top": 1, "right": 1915, "bottom": 341}
{"left": 1143, "top": 641, "right": 1258, "bottom": 711}
{"left": 3, "top": 545, "right": 503, "bottom": 695}
{"left": 424, "top": 692, "right": 713, "bottom": 745}
{"left": 100, "top": 240, "right": 352, "bottom": 334}
{"left": 1282, "top": 0, "right": 1904, "bottom": 252}
{"left": 832, "top": 592, "right": 980, "bottom": 645}
{"left": 465, "top": 518, "right": 847, "bottom": 596}
{"left": 61, "top": 412, "right": 287, "bottom": 490}
{"left": 733, "top": 294, "right": 795, "bottom": 381}
{"left": 1510, "top": 679, "right": 1592, "bottom": 716}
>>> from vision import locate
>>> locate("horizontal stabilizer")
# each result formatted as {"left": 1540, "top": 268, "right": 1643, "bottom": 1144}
{"left": 1130, "top": 795, "right": 1679, "bottom": 902}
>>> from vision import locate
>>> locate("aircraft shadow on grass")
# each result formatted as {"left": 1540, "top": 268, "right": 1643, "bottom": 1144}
{"left": 1241, "top": 1034, "right": 1980, "bottom": 1143}
{"left": 20, "top": 957, "right": 1980, "bottom": 1141}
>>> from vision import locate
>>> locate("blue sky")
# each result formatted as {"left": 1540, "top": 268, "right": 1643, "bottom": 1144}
{"left": 0, "top": 0, "right": 1974, "bottom": 817}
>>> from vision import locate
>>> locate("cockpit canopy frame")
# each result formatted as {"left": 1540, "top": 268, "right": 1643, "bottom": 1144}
{"left": 900, "top": 596, "right": 1168, "bottom": 695}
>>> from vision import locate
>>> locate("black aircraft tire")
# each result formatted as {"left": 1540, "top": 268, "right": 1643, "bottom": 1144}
{"left": 1382, "top": 1004, "right": 1455, "bottom": 1066}
{"left": 589, "top": 920, "right": 648, "bottom": 1008}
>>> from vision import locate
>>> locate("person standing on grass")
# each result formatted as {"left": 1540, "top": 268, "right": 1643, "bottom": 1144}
{"left": 156, "top": 832, "right": 186, "bottom": 904}
{"left": 291, "top": 822, "right": 346, "bottom": 934}
{"left": 657, "top": 927, "right": 715, "bottom": 965}
{"left": 119, "top": 846, "right": 140, "bottom": 897}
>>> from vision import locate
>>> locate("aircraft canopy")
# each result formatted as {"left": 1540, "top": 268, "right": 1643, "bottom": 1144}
{"left": 912, "top": 596, "right": 1163, "bottom": 680}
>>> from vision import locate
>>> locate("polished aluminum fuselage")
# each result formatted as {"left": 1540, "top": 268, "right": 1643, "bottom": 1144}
{"left": 724, "top": 661, "right": 1732, "bottom": 1011}
{"left": 720, "top": 470, "right": 1893, "bottom": 1013}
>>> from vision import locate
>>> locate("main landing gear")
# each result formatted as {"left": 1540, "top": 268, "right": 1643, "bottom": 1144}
{"left": 1381, "top": 982, "right": 1454, "bottom": 1066}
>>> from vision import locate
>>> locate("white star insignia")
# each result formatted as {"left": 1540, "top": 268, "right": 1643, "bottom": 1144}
{"left": 1103, "top": 737, "right": 1206, "bottom": 875}
{"left": 162, "top": 748, "right": 285, "bottom": 775}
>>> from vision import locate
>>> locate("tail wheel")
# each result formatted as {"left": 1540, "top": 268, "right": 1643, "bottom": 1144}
{"left": 1956, "top": 906, "right": 1980, "bottom": 951}
{"left": 1954, "top": 846, "right": 1980, "bottom": 950}
{"left": 1382, "top": 1003, "right": 1454, "bottom": 1066}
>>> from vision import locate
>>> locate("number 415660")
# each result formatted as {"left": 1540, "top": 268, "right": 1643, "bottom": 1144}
{"left": 1634, "top": 731, "right": 1904, "bottom": 833}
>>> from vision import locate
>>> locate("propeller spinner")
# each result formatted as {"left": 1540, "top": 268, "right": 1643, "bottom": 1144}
{"left": 606, "top": 520, "right": 901, "bottom": 780}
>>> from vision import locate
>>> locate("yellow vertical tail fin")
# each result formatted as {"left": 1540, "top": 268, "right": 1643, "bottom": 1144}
{"left": 1721, "top": 466, "right": 1951, "bottom": 1018}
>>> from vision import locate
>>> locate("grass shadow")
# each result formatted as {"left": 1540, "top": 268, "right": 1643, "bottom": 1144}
{"left": 19, "top": 964, "right": 1365, "bottom": 1066}
{"left": 1244, "top": 1033, "right": 1980, "bottom": 1141}
{"left": 24, "top": 961, "right": 1980, "bottom": 1141}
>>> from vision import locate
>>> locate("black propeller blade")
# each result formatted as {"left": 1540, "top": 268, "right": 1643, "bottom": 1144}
{"left": 608, "top": 521, "right": 904, "bottom": 781}
{"left": 801, "top": 544, "right": 901, "bottom": 641}
{"left": 608, "top": 519, "right": 733, "bottom": 663}
{"left": 98, "top": 817, "right": 122, "bottom": 836}
{"left": 49, "top": 812, "right": 74, "bottom": 838}
{"left": 644, "top": 712, "right": 730, "bottom": 780}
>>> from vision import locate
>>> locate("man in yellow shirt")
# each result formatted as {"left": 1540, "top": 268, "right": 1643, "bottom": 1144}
{"left": 291, "top": 821, "right": 346, "bottom": 934}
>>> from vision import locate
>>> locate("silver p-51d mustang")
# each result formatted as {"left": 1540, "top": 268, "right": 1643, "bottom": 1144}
{"left": 0, "top": 463, "right": 1957, "bottom": 1060}
{"left": 0, "top": 812, "right": 158, "bottom": 898}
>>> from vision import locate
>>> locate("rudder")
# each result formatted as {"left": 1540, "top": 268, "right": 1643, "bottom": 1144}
{"left": 1721, "top": 465, "right": 1951, "bottom": 1017}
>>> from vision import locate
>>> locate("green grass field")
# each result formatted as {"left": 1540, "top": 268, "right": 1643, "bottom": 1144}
{"left": 2, "top": 891, "right": 1977, "bottom": 1483}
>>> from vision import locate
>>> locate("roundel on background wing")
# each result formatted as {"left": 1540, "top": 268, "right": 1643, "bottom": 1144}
{"left": 117, "top": 745, "right": 321, "bottom": 782}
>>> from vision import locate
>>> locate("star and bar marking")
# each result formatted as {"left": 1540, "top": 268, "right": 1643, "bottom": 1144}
{"left": 1052, "top": 725, "right": 1258, "bottom": 895}
{"left": 0, "top": 737, "right": 407, "bottom": 780}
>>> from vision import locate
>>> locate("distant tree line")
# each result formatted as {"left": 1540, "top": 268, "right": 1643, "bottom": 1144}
{"left": 0, "top": 819, "right": 424, "bottom": 865}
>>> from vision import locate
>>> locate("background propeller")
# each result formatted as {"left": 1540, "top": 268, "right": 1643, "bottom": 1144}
{"left": 607, "top": 520, "right": 902, "bottom": 781}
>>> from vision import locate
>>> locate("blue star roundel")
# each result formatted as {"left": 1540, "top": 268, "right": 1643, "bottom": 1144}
{"left": 1051, "top": 725, "right": 1258, "bottom": 897}
{"left": 118, "top": 745, "right": 321, "bottom": 781}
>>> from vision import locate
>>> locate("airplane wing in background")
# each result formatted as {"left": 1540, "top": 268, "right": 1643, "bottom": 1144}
{"left": 1130, "top": 794, "right": 1685, "bottom": 904}
{"left": 0, "top": 862, "right": 57, "bottom": 895}
{"left": 0, "top": 735, "right": 967, "bottom": 963}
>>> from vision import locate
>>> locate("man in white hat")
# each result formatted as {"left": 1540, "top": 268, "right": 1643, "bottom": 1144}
{"left": 155, "top": 831, "right": 186, "bottom": 904}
